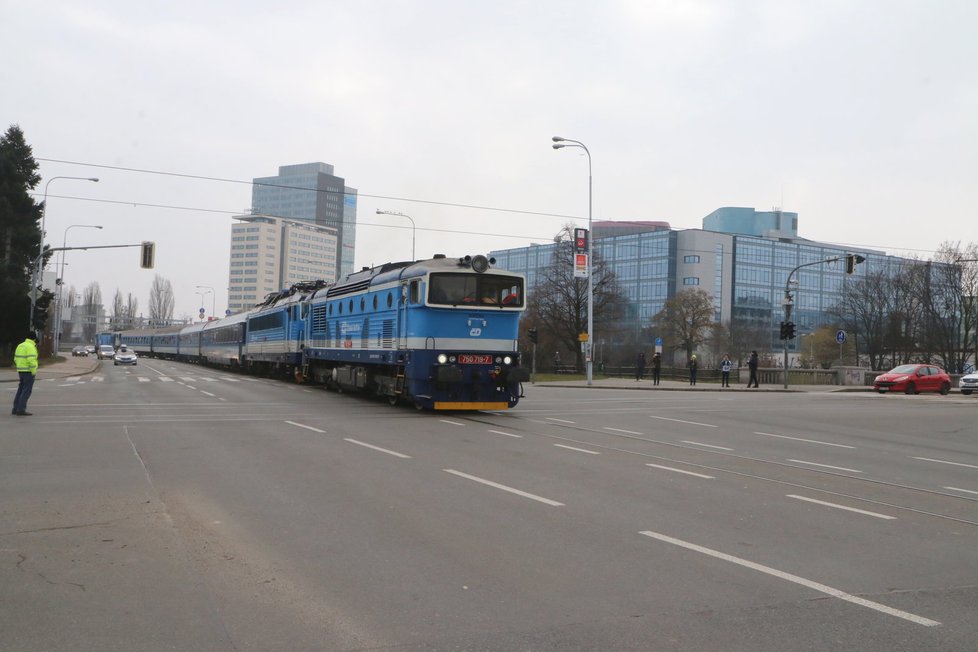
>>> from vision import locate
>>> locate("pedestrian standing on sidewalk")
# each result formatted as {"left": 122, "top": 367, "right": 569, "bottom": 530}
{"left": 650, "top": 351, "right": 661, "bottom": 386}
{"left": 12, "top": 331, "right": 38, "bottom": 416}
{"left": 747, "top": 350, "right": 760, "bottom": 388}
{"left": 635, "top": 351, "right": 646, "bottom": 381}
{"left": 688, "top": 354, "right": 698, "bottom": 386}
{"left": 720, "top": 354, "right": 732, "bottom": 387}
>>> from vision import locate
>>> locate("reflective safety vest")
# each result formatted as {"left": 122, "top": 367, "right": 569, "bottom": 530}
{"left": 14, "top": 339, "right": 38, "bottom": 375}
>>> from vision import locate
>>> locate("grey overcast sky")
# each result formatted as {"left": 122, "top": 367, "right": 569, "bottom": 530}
{"left": 6, "top": 0, "right": 976, "bottom": 320}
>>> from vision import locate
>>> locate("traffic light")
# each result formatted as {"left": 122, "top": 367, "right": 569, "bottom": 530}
{"left": 140, "top": 241, "right": 155, "bottom": 269}
{"left": 528, "top": 327, "right": 539, "bottom": 344}
{"left": 845, "top": 253, "right": 865, "bottom": 274}
{"left": 31, "top": 304, "right": 49, "bottom": 330}
{"left": 785, "top": 321, "right": 796, "bottom": 339}
{"left": 779, "top": 321, "right": 788, "bottom": 340}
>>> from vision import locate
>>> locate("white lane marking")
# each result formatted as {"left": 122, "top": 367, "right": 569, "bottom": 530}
{"left": 682, "top": 440, "right": 733, "bottom": 451}
{"left": 554, "top": 443, "right": 600, "bottom": 455}
{"left": 137, "top": 377, "right": 150, "bottom": 382}
{"left": 344, "top": 438, "right": 411, "bottom": 458}
{"left": 605, "top": 427, "right": 643, "bottom": 435}
{"left": 286, "top": 420, "right": 326, "bottom": 434}
{"left": 180, "top": 376, "right": 196, "bottom": 382}
{"left": 639, "top": 530, "right": 940, "bottom": 627}
{"left": 91, "top": 376, "right": 104, "bottom": 382}
{"left": 788, "top": 459, "right": 863, "bottom": 473}
{"left": 547, "top": 418, "right": 576, "bottom": 424}
{"left": 488, "top": 429, "right": 523, "bottom": 438}
{"left": 945, "top": 486, "right": 978, "bottom": 496}
{"left": 787, "top": 494, "right": 896, "bottom": 520}
{"left": 144, "top": 364, "right": 167, "bottom": 376}
{"left": 200, "top": 391, "right": 216, "bottom": 397}
{"left": 439, "top": 419, "right": 465, "bottom": 426}
{"left": 185, "top": 385, "right": 197, "bottom": 390}
{"left": 199, "top": 377, "right": 220, "bottom": 382}
{"left": 755, "top": 431, "right": 854, "bottom": 449}
{"left": 913, "top": 457, "right": 978, "bottom": 470}
{"left": 159, "top": 377, "right": 174, "bottom": 382}
{"left": 646, "top": 463, "right": 714, "bottom": 479}
{"left": 650, "top": 415, "right": 717, "bottom": 428}
{"left": 444, "top": 469, "right": 564, "bottom": 507}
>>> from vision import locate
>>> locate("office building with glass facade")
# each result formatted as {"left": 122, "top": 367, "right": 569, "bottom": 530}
{"left": 251, "top": 162, "right": 357, "bottom": 279}
{"left": 491, "top": 207, "right": 896, "bottom": 354}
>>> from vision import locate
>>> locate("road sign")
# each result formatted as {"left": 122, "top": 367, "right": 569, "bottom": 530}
{"left": 655, "top": 337, "right": 663, "bottom": 346}
{"left": 836, "top": 330, "right": 847, "bottom": 344}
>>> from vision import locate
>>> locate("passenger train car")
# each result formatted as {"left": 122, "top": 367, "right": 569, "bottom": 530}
{"left": 109, "top": 254, "right": 529, "bottom": 410}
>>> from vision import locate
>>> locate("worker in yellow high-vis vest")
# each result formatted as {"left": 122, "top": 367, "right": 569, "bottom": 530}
{"left": 12, "top": 332, "right": 39, "bottom": 416}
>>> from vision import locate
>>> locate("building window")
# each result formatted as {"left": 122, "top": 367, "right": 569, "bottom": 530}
{"left": 684, "top": 255, "right": 700, "bottom": 263}
{"left": 683, "top": 277, "right": 700, "bottom": 286}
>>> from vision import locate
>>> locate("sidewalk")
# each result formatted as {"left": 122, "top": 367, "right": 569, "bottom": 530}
{"left": 0, "top": 354, "right": 100, "bottom": 383}
{"left": 532, "top": 376, "right": 871, "bottom": 393}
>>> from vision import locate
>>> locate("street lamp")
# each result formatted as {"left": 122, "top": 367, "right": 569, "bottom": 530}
{"left": 54, "top": 224, "right": 103, "bottom": 353}
{"left": 196, "top": 285, "right": 215, "bottom": 319}
{"left": 552, "top": 136, "right": 594, "bottom": 386}
{"left": 30, "top": 176, "right": 99, "bottom": 330}
{"left": 375, "top": 209, "right": 417, "bottom": 261}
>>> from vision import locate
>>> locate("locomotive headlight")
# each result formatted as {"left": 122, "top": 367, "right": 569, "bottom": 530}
{"left": 437, "top": 354, "right": 448, "bottom": 364}
{"left": 503, "top": 356, "right": 513, "bottom": 365}
{"left": 449, "top": 355, "right": 457, "bottom": 363}
{"left": 495, "top": 356, "right": 502, "bottom": 364}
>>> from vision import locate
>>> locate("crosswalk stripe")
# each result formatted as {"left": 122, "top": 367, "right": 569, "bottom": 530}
{"left": 138, "top": 377, "right": 150, "bottom": 382}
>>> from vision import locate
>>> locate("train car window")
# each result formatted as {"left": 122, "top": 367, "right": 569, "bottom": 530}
{"left": 387, "top": 292, "right": 393, "bottom": 308}
{"left": 372, "top": 295, "right": 378, "bottom": 310}
{"left": 301, "top": 304, "right": 309, "bottom": 319}
{"left": 349, "top": 299, "right": 354, "bottom": 313}
{"left": 360, "top": 297, "right": 366, "bottom": 312}
{"left": 338, "top": 302, "right": 343, "bottom": 314}
{"left": 409, "top": 280, "right": 420, "bottom": 304}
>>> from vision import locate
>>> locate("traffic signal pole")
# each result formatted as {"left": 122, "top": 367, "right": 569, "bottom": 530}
{"left": 27, "top": 242, "right": 154, "bottom": 336}
{"left": 782, "top": 254, "right": 862, "bottom": 388}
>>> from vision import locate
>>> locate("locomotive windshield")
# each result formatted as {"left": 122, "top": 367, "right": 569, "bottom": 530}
{"left": 427, "top": 273, "right": 523, "bottom": 307}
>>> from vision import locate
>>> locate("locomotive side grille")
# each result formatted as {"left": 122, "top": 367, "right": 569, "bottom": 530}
{"left": 311, "top": 304, "right": 327, "bottom": 333}
{"left": 361, "top": 318, "right": 370, "bottom": 349}
{"left": 382, "top": 320, "right": 394, "bottom": 349}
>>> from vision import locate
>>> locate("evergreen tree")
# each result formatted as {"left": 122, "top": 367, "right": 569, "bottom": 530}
{"left": 0, "top": 125, "right": 43, "bottom": 361}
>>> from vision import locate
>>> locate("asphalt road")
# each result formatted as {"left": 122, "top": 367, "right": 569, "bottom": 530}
{"left": 2, "top": 360, "right": 976, "bottom": 651}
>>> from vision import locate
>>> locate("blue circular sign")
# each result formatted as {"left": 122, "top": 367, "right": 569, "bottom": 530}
{"left": 836, "top": 330, "right": 847, "bottom": 344}
{"left": 655, "top": 337, "right": 663, "bottom": 346}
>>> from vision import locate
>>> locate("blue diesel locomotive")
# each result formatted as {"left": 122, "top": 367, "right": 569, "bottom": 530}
{"left": 113, "top": 254, "right": 529, "bottom": 410}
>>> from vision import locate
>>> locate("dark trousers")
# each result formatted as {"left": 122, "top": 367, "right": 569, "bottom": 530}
{"left": 651, "top": 369, "right": 660, "bottom": 385}
{"left": 689, "top": 369, "right": 697, "bottom": 385}
{"left": 721, "top": 371, "right": 730, "bottom": 387}
{"left": 13, "top": 372, "right": 35, "bottom": 413}
{"left": 748, "top": 369, "right": 759, "bottom": 387}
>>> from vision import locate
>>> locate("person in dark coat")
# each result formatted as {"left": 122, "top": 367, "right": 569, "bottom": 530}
{"left": 688, "top": 354, "right": 698, "bottom": 386}
{"left": 747, "top": 350, "right": 760, "bottom": 388}
{"left": 650, "top": 352, "right": 662, "bottom": 386}
{"left": 720, "top": 354, "right": 732, "bottom": 388}
{"left": 635, "top": 351, "right": 646, "bottom": 381}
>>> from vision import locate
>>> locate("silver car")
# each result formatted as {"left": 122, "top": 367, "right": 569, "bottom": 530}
{"left": 114, "top": 347, "right": 137, "bottom": 366}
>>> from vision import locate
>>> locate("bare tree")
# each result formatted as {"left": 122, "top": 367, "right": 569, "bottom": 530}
{"left": 111, "top": 289, "right": 125, "bottom": 329}
{"left": 81, "top": 281, "right": 102, "bottom": 342}
{"left": 126, "top": 293, "right": 139, "bottom": 329}
{"left": 148, "top": 274, "right": 175, "bottom": 326}
{"left": 530, "top": 225, "right": 627, "bottom": 372}
{"left": 650, "top": 289, "right": 715, "bottom": 364}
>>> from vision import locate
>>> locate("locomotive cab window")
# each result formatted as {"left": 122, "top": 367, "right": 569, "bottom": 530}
{"left": 427, "top": 273, "right": 524, "bottom": 307}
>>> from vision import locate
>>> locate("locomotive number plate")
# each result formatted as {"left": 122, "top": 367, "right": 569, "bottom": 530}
{"left": 458, "top": 354, "right": 493, "bottom": 364}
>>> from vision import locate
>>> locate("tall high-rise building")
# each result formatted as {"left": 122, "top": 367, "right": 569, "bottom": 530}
{"left": 227, "top": 215, "right": 337, "bottom": 313}
{"left": 251, "top": 162, "right": 357, "bottom": 279}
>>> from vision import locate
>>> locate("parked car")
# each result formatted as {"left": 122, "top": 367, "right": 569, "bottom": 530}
{"left": 71, "top": 346, "right": 89, "bottom": 357}
{"left": 959, "top": 371, "right": 978, "bottom": 396}
{"left": 97, "top": 345, "right": 116, "bottom": 360}
{"left": 113, "top": 346, "right": 137, "bottom": 366}
{"left": 873, "top": 364, "right": 951, "bottom": 395}
{"left": 85, "top": 345, "right": 96, "bottom": 355}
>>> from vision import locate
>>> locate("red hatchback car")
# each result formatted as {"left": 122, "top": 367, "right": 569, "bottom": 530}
{"left": 873, "top": 364, "right": 952, "bottom": 395}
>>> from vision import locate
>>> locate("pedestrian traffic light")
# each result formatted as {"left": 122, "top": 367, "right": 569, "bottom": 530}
{"left": 785, "top": 321, "right": 796, "bottom": 339}
{"left": 528, "top": 327, "right": 539, "bottom": 344}
{"left": 140, "top": 241, "right": 155, "bottom": 269}
{"left": 779, "top": 321, "right": 788, "bottom": 340}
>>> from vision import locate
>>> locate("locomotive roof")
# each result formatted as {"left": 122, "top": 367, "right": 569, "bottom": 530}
{"left": 319, "top": 255, "right": 521, "bottom": 299}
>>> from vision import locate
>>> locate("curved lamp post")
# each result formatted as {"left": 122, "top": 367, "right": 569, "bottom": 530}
{"left": 375, "top": 209, "right": 417, "bottom": 261}
{"left": 551, "top": 136, "right": 593, "bottom": 386}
